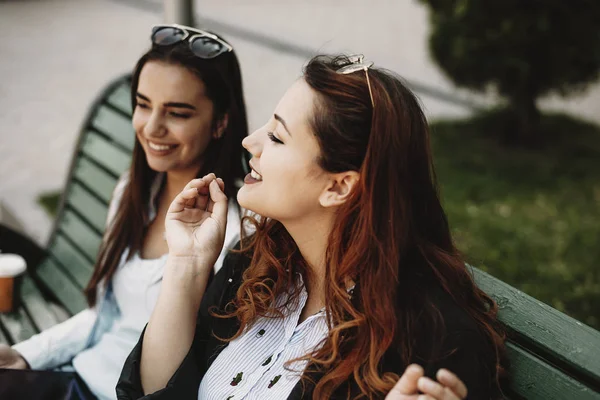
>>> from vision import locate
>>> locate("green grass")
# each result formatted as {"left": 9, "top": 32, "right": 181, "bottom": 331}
{"left": 431, "top": 110, "right": 600, "bottom": 329}
{"left": 37, "top": 190, "right": 61, "bottom": 218}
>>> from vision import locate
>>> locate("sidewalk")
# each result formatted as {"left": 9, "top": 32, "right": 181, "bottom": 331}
{"left": 1, "top": 0, "right": 598, "bottom": 244}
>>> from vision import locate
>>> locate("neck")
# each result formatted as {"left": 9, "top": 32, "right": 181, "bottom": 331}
{"left": 282, "top": 210, "right": 335, "bottom": 305}
{"left": 164, "top": 167, "right": 201, "bottom": 203}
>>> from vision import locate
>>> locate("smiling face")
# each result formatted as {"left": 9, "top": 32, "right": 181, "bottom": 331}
{"left": 238, "top": 79, "right": 332, "bottom": 223}
{"left": 132, "top": 60, "right": 217, "bottom": 176}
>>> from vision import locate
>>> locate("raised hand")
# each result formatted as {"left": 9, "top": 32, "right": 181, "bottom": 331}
{"left": 0, "top": 344, "right": 27, "bottom": 369}
{"left": 164, "top": 173, "right": 228, "bottom": 267}
{"left": 385, "top": 364, "right": 468, "bottom": 400}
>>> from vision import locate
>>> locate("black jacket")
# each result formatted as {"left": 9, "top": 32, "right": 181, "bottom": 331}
{"left": 116, "top": 247, "right": 499, "bottom": 400}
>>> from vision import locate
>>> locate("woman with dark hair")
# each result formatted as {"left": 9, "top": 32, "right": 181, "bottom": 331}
{"left": 0, "top": 25, "right": 248, "bottom": 400}
{"left": 117, "top": 54, "right": 506, "bottom": 400}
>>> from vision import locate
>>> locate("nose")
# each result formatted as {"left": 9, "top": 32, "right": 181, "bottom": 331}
{"left": 143, "top": 110, "right": 167, "bottom": 138}
{"left": 242, "top": 127, "right": 263, "bottom": 159}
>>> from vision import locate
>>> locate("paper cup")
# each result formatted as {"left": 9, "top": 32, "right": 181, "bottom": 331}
{"left": 0, "top": 254, "right": 27, "bottom": 313}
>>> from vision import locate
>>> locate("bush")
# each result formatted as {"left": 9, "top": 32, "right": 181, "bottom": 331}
{"left": 431, "top": 110, "right": 600, "bottom": 329}
{"left": 37, "top": 190, "right": 61, "bottom": 218}
{"left": 419, "top": 0, "right": 600, "bottom": 146}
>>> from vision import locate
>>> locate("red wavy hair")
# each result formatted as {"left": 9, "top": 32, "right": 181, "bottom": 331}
{"left": 218, "top": 55, "right": 505, "bottom": 399}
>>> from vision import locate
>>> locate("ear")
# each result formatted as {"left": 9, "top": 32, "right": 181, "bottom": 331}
{"left": 212, "top": 114, "right": 229, "bottom": 139}
{"left": 319, "top": 171, "right": 360, "bottom": 208}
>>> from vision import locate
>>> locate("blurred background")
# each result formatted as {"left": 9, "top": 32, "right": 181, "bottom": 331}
{"left": 0, "top": 0, "right": 598, "bottom": 328}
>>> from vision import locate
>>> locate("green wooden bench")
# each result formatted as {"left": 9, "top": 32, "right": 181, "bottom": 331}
{"left": 0, "top": 73, "right": 598, "bottom": 399}
{"left": 473, "top": 268, "right": 600, "bottom": 399}
{"left": 0, "top": 73, "right": 134, "bottom": 345}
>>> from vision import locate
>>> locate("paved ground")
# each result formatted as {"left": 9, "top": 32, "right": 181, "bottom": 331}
{"left": 1, "top": 0, "right": 599, "bottom": 244}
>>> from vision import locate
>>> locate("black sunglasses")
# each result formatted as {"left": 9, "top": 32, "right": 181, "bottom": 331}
{"left": 151, "top": 24, "right": 233, "bottom": 59}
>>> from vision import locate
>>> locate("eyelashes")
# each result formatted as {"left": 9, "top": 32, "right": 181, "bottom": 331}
{"left": 169, "top": 112, "right": 191, "bottom": 119}
{"left": 135, "top": 103, "right": 191, "bottom": 119}
{"left": 267, "top": 132, "right": 283, "bottom": 144}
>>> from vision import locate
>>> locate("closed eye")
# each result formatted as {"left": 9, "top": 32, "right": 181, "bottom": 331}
{"left": 136, "top": 102, "right": 150, "bottom": 109}
{"left": 169, "top": 112, "right": 191, "bottom": 119}
{"left": 268, "top": 132, "right": 283, "bottom": 144}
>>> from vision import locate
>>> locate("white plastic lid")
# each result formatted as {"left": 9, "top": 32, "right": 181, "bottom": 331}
{"left": 0, "top": 254, "right": 27, "bottom": 278}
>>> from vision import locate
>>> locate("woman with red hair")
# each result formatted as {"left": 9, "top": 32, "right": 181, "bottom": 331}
{"left": 117, "top": 54, "right": 506, "bottom": 400}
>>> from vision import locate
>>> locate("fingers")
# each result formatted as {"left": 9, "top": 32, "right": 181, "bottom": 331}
{"left": 168, "top": 187, "right": 202, "bottom": 214}
{"left": 170, "top": 174, "right": 224, "bottom": 214}
{"left": 436, "top": 369, "right": 467, "bottom": 399}
{"left": 208, "top": 178, "right": 228, "bottom": 226}
{"left": 387, "top": 364, "right": 424, "bottom": 398}
{"left": 417, "top": 376, "right": 461, "bottom": 400}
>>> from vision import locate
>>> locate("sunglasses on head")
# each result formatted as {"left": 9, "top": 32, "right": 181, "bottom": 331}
{"left": 336, "top": 54, "right": 375, "bottom": 108}
{"left": 151, "top": 24, "right": 233, "bottom": 59}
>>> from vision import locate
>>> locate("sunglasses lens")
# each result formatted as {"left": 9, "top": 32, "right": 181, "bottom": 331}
{"left": 152, "top": 27, "right": 185, "bottom": 46}
{"left": 190, "top": 36, "right": 227, "bottom": 59}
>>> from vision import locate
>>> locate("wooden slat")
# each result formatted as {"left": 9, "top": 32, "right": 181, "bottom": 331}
{"left": 20, "top": 275, "right": 61, "bottom": 332}
{"left": 48, "top": 234, "right": 94, "bottom": 289}
{"left": 56, "top": 210, "right": 103, "bottom": 262}
{"left": 67, "top": 182, "right": 108, "bottom": 233}
{"left": 48, "top": 303, "right": 70, "bottom": 324}
{"left": 506, "top": 342, "right": 600, "bottom": 399}
{"left": 106, "top": 82, "right": 133, "bottom": 115}
{"left": 91, "top": 106, "right": 135, "bottom": 151}
{"left": 0, "top": 307, "right": 37, "bottom": 344}
{"left": 80, "top": 131, "right": 131, "bottom": 177}
{"left": 73, "top": 157, "right": 119, "bottom": 204}
{"left": 472, "top": 267, "right": 600, "bottom": 382}
{"left": 36, "top": 258, "right": 87, "bottom": 316}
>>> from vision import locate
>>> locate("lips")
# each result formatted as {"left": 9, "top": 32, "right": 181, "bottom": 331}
{"left": 244, "top": 165, "right": 263, "bottom": 184}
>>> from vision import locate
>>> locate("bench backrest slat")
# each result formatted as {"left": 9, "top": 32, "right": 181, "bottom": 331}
{"left": 0, "top": 308, "right": 37, "bottom": 344}
{"left": 506, "top": 342, "right": 600, "bottom": 399}
{"left": 91, "top": 105, "right": 135, "bottom": 152}
{"left": 80, "top": 132, "right": 132, "bottom": 177}
{"left": 73, "top": 158, "right": 120, "bottom": 204}
{"left": 67, "top": 182, "right": 109, "bottom": 233}
{"left": 48, "top": 234, "right": 94, "bottom": 288}
{"left": 19, "top": 275, "right": 62, "bottom": 331}
{"left": 472, "top": 267, "right": 600, "bottom": 396}
{"left": 35, "top": 257, "right": 89, "bottom": 315}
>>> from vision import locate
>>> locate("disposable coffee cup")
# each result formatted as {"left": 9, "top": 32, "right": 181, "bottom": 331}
{"left": 0, "top": 254, "right": 27, "bottom": 313}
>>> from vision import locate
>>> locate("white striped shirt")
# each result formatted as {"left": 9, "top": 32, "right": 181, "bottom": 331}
{"left": 198, "top": 275, "right": 329, "bottom": 400}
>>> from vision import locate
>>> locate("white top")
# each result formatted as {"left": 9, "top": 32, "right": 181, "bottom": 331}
{"left": 72, "top": 252, "right": 167, "bottom": 399}
{"left": 13, "top": 173, "right": 241, "bottom": 400}
{"left": 198, "top": 275, "right": 329, "bottom": 400}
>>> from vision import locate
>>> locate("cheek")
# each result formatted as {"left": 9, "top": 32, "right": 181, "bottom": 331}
{"left": 174, "top": 120, "right": 213, "bottom": 152}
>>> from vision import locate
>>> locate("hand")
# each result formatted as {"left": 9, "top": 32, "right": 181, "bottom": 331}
{"left": 385, "top": 364, "right": 467, "bottom": 400}
{"left": 0, "top": 344, "right": 28, "bottom": 369}
{"left": 165, "top": 174, "right": 228, "bottom": 266}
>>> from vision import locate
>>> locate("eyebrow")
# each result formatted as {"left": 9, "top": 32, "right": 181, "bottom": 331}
{"left": 274, "top": 114, "right": 292, "bottom": 137}
{"left": 136, "top": 92, "right": 196, "bottom": 110}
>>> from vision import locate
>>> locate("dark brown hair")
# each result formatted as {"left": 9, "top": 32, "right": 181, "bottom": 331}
{"left": 85, "top": 34, "right": 248, "bottom": 305}
{"left": 222, "top": 55, "right": 505, "bottom": 398}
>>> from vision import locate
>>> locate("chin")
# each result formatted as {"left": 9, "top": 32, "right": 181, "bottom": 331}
{"left": 236, "top": 185, "right": 252, "bottom": 209}
{"left": 237, "top": 186, "right": 266, "bottom": 216}
{"left": 146, "top": 159, "right": 171, "bottom": 173}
